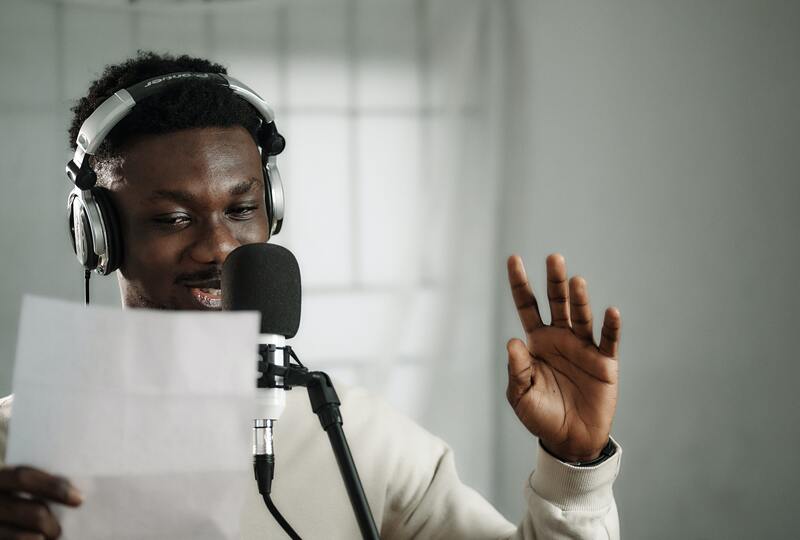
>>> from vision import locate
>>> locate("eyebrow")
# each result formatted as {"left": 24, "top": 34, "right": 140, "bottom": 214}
{"left": 229, "top": 177, "right": 260, "bottom": 196}
{"left": 146, "top": 177, "right": 260, "bottom": 205}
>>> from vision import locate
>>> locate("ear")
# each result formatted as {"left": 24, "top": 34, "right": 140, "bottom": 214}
{"left": 91, "top": 154, "right": 126, "bottom": 189}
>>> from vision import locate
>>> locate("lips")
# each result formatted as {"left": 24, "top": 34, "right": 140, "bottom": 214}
{"left": 182, "top": 279, "right": 222, "bottom": 309}
{"left": 188, "top": 287, "right": 222, "bottom": 309}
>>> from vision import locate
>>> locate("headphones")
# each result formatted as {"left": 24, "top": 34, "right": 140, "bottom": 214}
{"left": 66, "top": 72, "right": 286, "bottom": 276}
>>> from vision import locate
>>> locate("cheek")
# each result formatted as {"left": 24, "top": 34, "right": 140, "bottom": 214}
{"left": 119, "top": 222, "right": 185, "bottom": 279}
{"left": 128, "top": 234, "right": 184, "bottom": 264}
{"left": 110, "top": 195, "right": 180, "bottom": 277}
{"left": 122, "top": 239, "right": 180, "bottom": 284}
{"left": 232, "top": 208, "right": 271, "bottom": 244}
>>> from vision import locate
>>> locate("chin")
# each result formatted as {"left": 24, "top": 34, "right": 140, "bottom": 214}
{"left": 194, "top": 304, "right": 223, "bottom": 312}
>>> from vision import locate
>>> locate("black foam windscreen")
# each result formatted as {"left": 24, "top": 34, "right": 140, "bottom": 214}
{"left": 222, "top": 243, "right": 301, "bottom": 338}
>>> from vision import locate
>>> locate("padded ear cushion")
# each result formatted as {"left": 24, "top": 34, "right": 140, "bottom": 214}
{"left": 92, "top": 187, "right": 123, "bottom": 274}
{"left": 263, "top": 164, "right": 274, "bottom": 232}
{"left": 80, "top": 210, "right": 98, "bottom": 270}
{"left": 68, "top": 198, "right": 99, "bottom": 270}
{"left": 67, "top": 199, "right": 79, "bottom": 258}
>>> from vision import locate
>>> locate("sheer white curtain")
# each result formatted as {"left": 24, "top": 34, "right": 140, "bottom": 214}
{"left": 268, "top": 0, "right": 514, "bottom": 500}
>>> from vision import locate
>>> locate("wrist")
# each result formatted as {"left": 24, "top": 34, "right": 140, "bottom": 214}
{"left": 540, "top": 438, "right": 616, "bottom": 467}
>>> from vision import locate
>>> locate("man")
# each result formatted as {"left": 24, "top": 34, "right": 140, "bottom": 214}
{"left": 0, "top": 52, "right": 622, "bottom": 539}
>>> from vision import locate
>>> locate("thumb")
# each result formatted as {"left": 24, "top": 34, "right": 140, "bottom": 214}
{"left": 506, "top": 338, "right": 533, "bottom": 408}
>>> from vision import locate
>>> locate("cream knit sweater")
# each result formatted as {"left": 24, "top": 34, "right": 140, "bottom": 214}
{"left": 0, "top": 385, "right": 621, "bottom": 539}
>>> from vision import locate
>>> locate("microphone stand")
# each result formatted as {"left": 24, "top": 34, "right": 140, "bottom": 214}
{"left": 256, "top": 344, "right": 381, "bottom": 540}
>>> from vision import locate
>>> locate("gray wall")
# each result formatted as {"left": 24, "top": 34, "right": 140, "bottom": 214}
{"left": 493, "top": 1, "right": 800, "bottom": 538}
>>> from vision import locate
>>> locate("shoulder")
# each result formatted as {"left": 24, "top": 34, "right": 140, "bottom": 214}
{"left": 337, "top": 380, "right": 444, "bottom": 444}
{"left": 333, "top": 379, "right": 451, "bottom": 475}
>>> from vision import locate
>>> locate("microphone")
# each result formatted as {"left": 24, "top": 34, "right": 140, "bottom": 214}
{"left": 223, "top": 243, "right": 378, "bottom": 540}
{"left": 222, "top": 242, "right": 301, "bottom": 496}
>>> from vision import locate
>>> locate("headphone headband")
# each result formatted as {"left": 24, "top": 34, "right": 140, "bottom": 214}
{"left": 67, "top": 72, "right": 281, "bottom": 189}
{"left": 66, "top": 71, "right": 286, "bottom": 277}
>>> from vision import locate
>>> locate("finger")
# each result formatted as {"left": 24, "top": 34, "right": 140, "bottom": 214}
{"left": 0, "top": 467, "right": 81, "bottom": 506}
{"left": 0, "top": 496, "right": 60, "bottom": 539}
{"left": 569, "top": 276, "right": 594, "bottom": 343}
{"left": 506, "top": 255, "right": 543, "bottom": 332}
{"left": 546, "top": 254, "right": 570, "bottom": 328}
{"left": 506, "top": 338, "right": 533, "bottom": 408}
{"left": 0, "top": 525, "right": 46, "bottom": 540}
{"left": 599, "top": 307, "right": 622, "bottom": 358}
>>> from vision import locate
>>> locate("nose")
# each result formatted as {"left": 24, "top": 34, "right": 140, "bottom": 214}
{"left": 187, "top": 218, "right": 241, "bottom": 265}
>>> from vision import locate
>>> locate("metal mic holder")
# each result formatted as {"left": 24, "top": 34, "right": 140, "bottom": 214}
{"left": 259, "top": 345, "right": 381, "bottom": 540}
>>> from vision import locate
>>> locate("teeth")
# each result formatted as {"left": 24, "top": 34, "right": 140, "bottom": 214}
{"left": 199, "top": 288, "right": 221, "bottom": 295}
{"left": 190, "top": 287, "right": 222, "bottom": 309}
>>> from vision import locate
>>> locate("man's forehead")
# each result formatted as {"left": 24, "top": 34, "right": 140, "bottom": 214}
{"left": 144, "top": 176, "right": 261, "bottom": 205}
{"left": 110, "top": 126, "right": 263, "bottom": 190}
{"left": 123, "top": 126, "right": 259, "bottom": 159}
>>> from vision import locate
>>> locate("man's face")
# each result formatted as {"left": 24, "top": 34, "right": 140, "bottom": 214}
{"left": 105, "top": 126, "right": 269, "bottom": 310}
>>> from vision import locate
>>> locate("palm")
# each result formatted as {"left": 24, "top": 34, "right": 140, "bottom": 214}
{"left": 506, "top": 254, "right": 621, "bottom": 463}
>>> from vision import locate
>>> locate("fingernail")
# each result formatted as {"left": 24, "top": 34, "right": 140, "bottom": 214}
{"left": 67, "top": 485, "right": 83, "bottom": 504}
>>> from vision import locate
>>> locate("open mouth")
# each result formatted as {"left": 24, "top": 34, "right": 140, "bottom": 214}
{"left": 188, "top": 287, "right": 222, "bottom": 309}
{"left": 182, "top": 280, "right": 222, "bottom": 309}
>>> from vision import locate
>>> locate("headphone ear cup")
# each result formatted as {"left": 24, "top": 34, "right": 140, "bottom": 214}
{"left": 92, "top": 187, "right": 123, "bottom": 274}
{"left": 68, "top": 194, "right": 99, "bottom": 271}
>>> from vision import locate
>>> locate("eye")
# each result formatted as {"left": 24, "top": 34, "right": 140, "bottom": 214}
{"left": 152, "top": 213, "right": 191, "bottom": 228}
{"left": 227, "top": 205, "right": 259, "bottom": 220}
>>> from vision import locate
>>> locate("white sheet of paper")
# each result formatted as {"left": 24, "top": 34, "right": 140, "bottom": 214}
{"left": 5, "top": 296, "right": 260, "bottom": 540}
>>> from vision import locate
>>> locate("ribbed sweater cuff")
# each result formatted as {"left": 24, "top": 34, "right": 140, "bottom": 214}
{"left": 529, "top": 436, "right": 622, "bottom": 511}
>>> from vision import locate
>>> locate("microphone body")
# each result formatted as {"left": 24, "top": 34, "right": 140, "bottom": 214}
{"left": 222, "top": 243, "right": 301, "bottom": 496}
{"left": 256, "top": 333, "right": 287, "bottom": 424}
{"left": 253, "top": 333, "right": 286, "bottom": 472}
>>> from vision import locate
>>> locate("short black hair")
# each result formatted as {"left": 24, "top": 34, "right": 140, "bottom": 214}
{"left": 68, "top": 50, "right": 262, "bottom": 159}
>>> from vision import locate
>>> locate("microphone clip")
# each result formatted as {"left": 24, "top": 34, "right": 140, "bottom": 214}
{"left": 257, "top": 344, "right": 308, "bottom": 390}
{"left": 258, "top": 347, "right": 340, "bottom": 425}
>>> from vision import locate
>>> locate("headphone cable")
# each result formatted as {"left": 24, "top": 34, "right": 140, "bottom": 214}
{"left": 84, "top": 269, "right": 91, "bottom": 305}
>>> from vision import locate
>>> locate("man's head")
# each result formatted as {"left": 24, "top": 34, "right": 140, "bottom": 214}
{"left": 70, "top": 51, "right": 271, "bottom": 310}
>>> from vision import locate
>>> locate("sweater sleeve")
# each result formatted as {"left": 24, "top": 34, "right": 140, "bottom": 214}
{"left": 518, "top": 437, "right": 621, "bottom": 539}
{"left": 378, "top": 405, "right": 622, "bottom": 540}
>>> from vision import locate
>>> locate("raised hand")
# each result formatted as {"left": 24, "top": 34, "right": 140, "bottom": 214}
{"left": 505, "top": 254, "right": 621, "bottom": 463}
